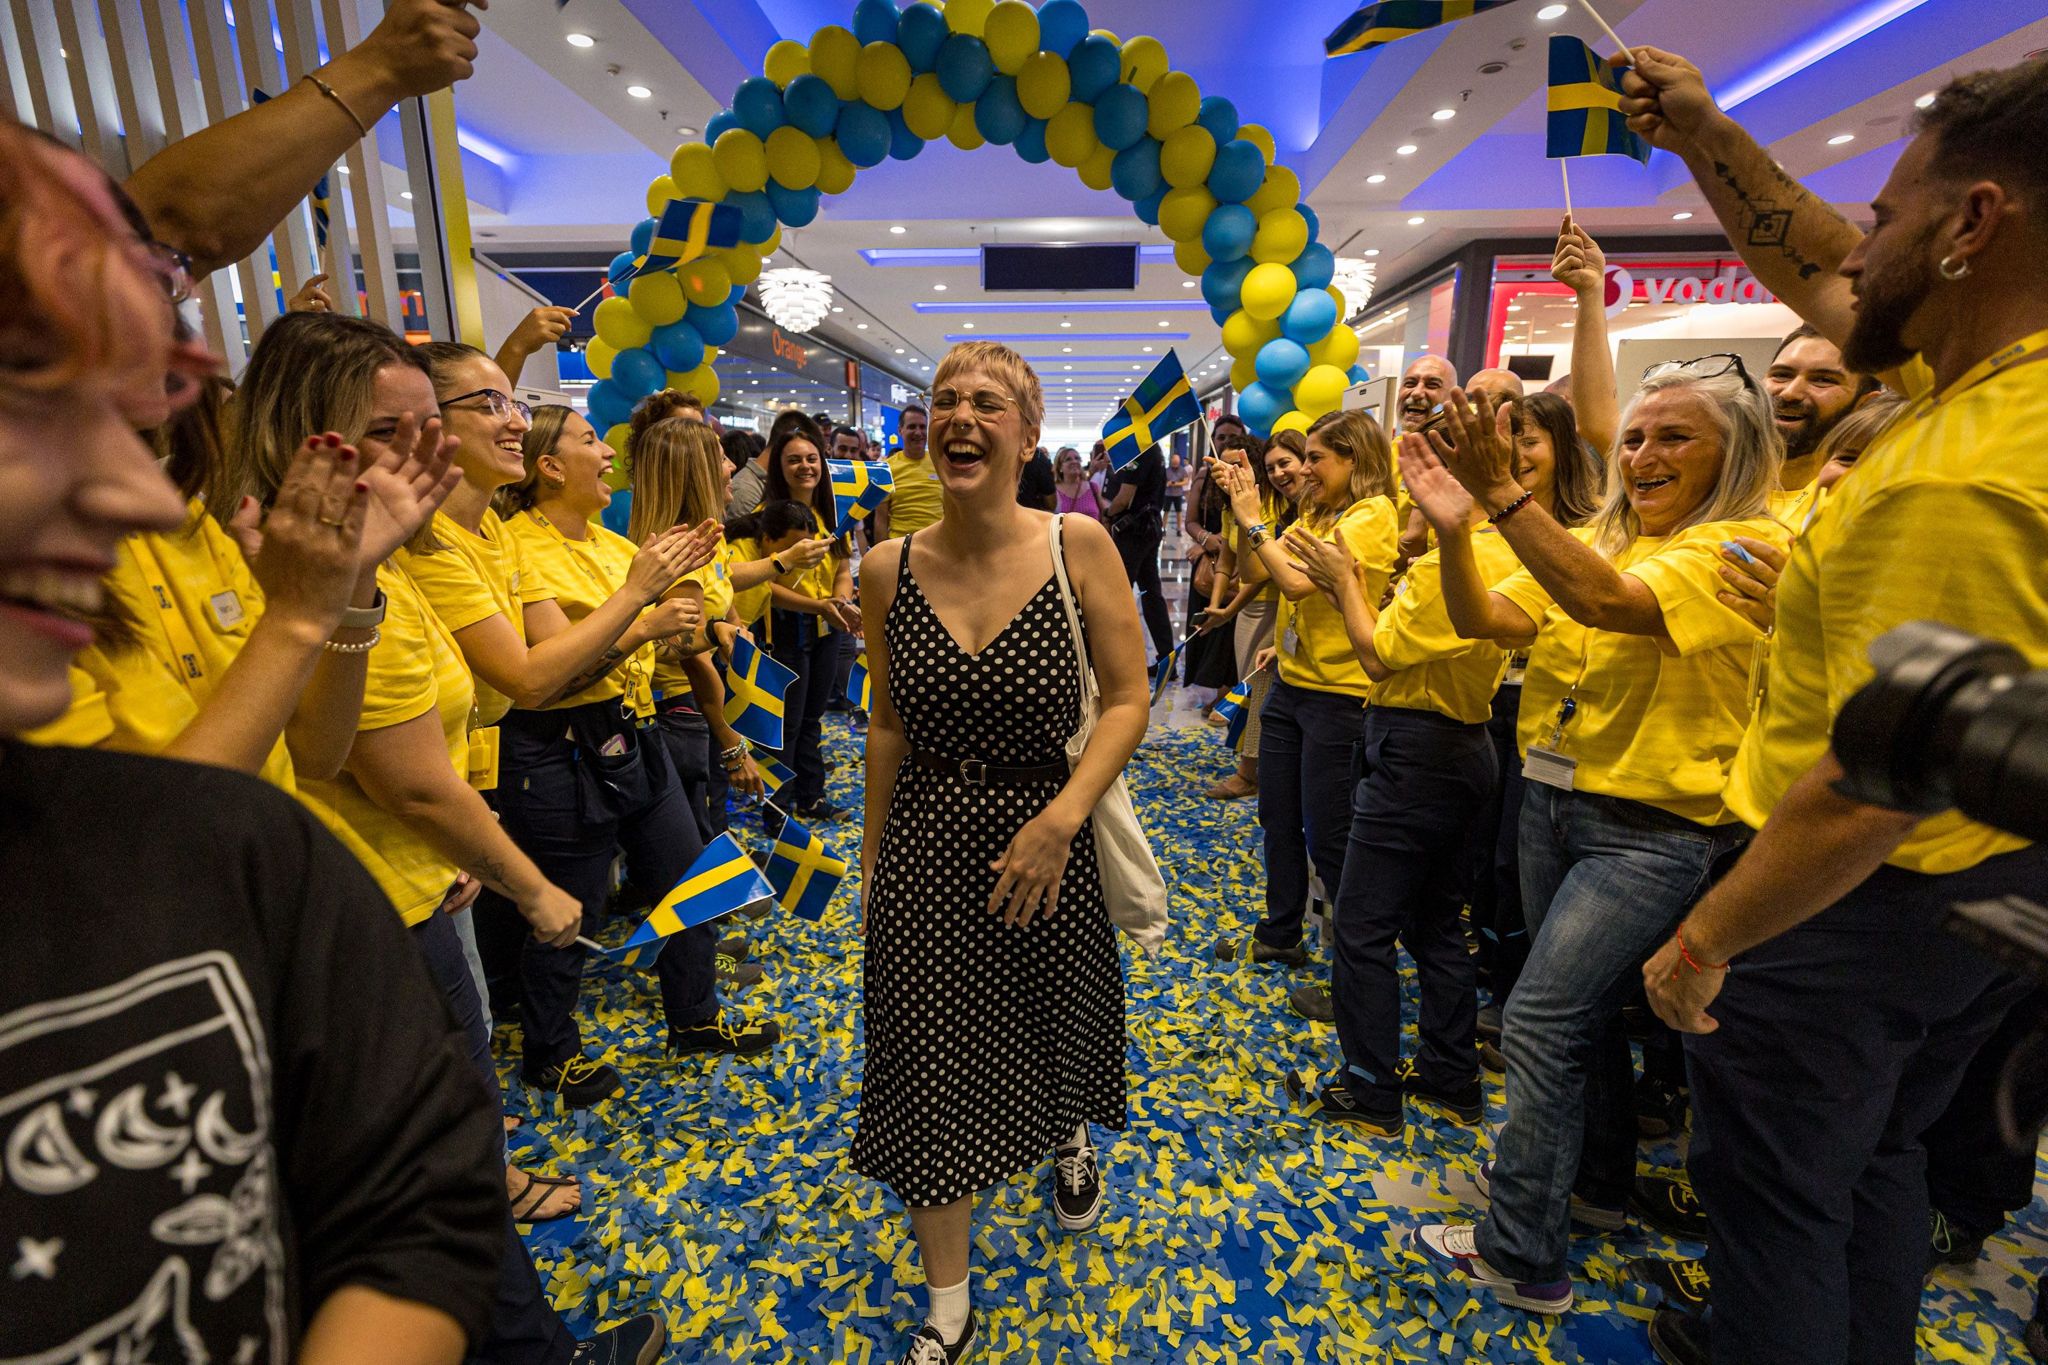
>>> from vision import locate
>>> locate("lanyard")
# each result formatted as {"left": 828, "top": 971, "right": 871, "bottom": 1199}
{"left": 127, "top": 533, "right": 212, "bottom": 684}
{"left": 524, "top": 510, "right": 651, "bottom": 717}
{"left": 1930, "top": 328, "right": 2048, "bottom": 406}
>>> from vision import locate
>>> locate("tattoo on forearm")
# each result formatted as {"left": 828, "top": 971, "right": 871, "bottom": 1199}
{"left": 1710, "top": 158, "right": 1849, "bottom": 281}
{"left": 474, "top": 855, "right": 510, "bottom": 891}
{"left": 547, "top": 647, "right": 626, "bottom": 705}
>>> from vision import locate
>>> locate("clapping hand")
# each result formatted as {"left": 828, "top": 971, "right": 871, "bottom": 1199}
{"left": 1282, "top": 524, "right": 1354, "bottom": 601}
{"left": 1207, "top": 456, "right": 1264, "bottom": 528}
{"left": 1423, "top": 389, "right": 1522, "bottom": 509}
{"left": 1396, "top": 433, "right": 1479, "bottom": 538}
{"left": 357, "top": 411, "right": 461, "bottom": 568}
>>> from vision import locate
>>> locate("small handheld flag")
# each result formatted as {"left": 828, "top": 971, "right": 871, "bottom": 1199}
{"left": 751, "top": 747, "right": 797, "bottom": 795}
{"left": 722, "top": 634, "right": 797, "bottom": 749}
{"left": 848, "top": 654, "right": 873, "bottom": 713}
{"left": 609, "top": 832, "right": 777, "bottom": 965}
{"left": 1102, "top": 351, "right": 1203, "bottom": 471}
{"left": 1214, "top": 674, "right": 1254, "bottom": 748}
{"left": 826, "top": 460, "right": 894, "bottom": 536}
{"left": 764, "top": 816, "right": 851, "bottom": 922}
{"left": 1546, "top": 35, "right": 1651, "bottom": 164}
{"left": 574, "top": 197, "right": 742, "bottom": 310}
{"left": 1324, "top": 1, "right": 1519, "bottom": 57}
{"left": 1150, "top": 642, "right": 1185, "bottom": 705}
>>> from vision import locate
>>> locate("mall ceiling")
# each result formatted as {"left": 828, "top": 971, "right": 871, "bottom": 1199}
{"left": 423, "top": 0, "right": 2048, "bottom": 438}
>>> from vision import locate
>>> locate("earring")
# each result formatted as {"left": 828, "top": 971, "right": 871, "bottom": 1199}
{"left": 1939, "top": 254, "right": 1972, "bottom": 281}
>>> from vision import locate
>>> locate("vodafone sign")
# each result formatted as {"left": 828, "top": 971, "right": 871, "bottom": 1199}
{"left": 1603, "top": 264, "right": 1780, "bottom": 317}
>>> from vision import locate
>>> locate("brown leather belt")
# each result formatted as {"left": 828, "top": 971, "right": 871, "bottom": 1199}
{"left": 908, "top": 750, "right": 1068, "bottom": 786}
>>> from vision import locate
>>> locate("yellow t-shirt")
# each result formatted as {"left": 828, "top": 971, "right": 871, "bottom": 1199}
{"left": 401, "top": 508, "right": 551, "bottom": 726}
{"left": 1275, "top": 496, "right": 1401, "bottom": 697}
{"left": 503, "top": 508, "right": 657, "bottom": 718}
{"left": 785, "top": 506, "right": 844, "bottom": 602}
{"left": 1221, "top": 493, "right": 1282, "bottom": 604}
{"left": 1497, "top": 518, "right": 1792, "bottom": 824}
{"left": 297, "top": 564, "right": 474, "bottom": 927}
{"left": 1368, "top": 527, "right": 1521, "bottom": 724}
{"left": 727, "top": 536, "right": 775, "bottom": 627}
{"left": 1728, "top": 344, "right": 2048, "bottom": 873}
{"left": 1769, "top": 482, "right": 1825, "bottom": 531}
{"left": 885, "top": 451, "right": 945, "bottom": 536}
{"left": 653, "top": 538, "right": 739, "bottom": 698}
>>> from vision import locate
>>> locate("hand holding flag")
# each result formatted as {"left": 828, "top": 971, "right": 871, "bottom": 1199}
{"left": 722, "top": 634, "right": 798, "bottom": 749}
{"left": 827, "top": 460, "right": 895, "bottom": 536}
{"left": 1102, "top": 352, "right": 1202, "bottom": 471}
{"left": 608, "top": 833, "right": 777, "bottom": 966}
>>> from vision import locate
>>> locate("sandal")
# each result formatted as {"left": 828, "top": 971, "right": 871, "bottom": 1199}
{"left": 506, "top": 1167, "right": 582, "bottom": 1223}
{"left": 1206, "top": 773, "right": 1257, "bottom": 800}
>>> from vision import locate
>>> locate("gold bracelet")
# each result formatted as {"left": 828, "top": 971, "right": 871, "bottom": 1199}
{"left": 303, "top": 74, "right": 370, "bottom": 138}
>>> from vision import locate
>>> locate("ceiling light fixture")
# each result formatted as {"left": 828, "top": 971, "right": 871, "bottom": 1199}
{"left": 1396, "top": 144, "right": 1418, "bottom": 155}
{"left": 566, "top": 32, "right": 595, "bottom": 47}
{"left": 1364, "top": 248, "right": 1380, "bottom": 257}
{"left": 1827, "top": 132, "right": 1856, "bottom": 145}
{"left": 1060, "top": 320, "right": 1073, "bottom": 328}
{"left": 399, "top": 190, "right": 413, "bottom": 200}
{"left": 895, "top": 348, "right": 906, "bottom": 354}
{"left": 856, "top": 322, "right": 869, "bottom": 329}
{"left": 1332, "top": 257, "right": 1378, "bottom": 317}
{"left": 1432, "top": 108, "right": 1457, "bottom": 121}
{"left": 757, "top": 267, "right": 833, "bottom": 333}
{"left": 1366, "top": 173, "right": 1388, "bottom": 185}
{"left": 964, "top": 322, "right": 976, "bottom": 329}
{"left": 1407, "top": 215, "right": 1426, "bottom": 225}
{"left": 1536, "top": 3, "right": 1569, "bottom": 16}
{"left": 933, "top": 283, "right": 948, "bottom": 291}
{"left": 1062, "top": 346, "right": 1073, "bottom": 352}
{"left": 1183, "top": 280, "right": 1197, "bottom": 288}
{"left": 626, "top": 85, "right": 652, "bottom": 99}
{"left": 1672, "top": 211, "right": 1694, "bottom": 220}
{"left": 889, "top": 225, "right": 907, "bottom": 234}
{"left": 1915, "top": 91, "right": 1937, "bottom": 109}
{"left": 676, "top": 125, "right": 696, "bottom": 136}
{"left": 831, "top": 306, "right": 844, "bottom": 313}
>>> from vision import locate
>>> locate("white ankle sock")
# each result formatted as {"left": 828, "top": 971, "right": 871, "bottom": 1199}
{"left": 1070, "top": 1121, "right": 1090, "bottom": 1149}
{"left": 926, "top": 1277, "right": 969, "bottom": 1342}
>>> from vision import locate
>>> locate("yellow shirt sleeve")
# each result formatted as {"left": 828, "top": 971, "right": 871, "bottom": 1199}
{"left": 403, "top": 539, "right": 504, "bottom": 634}
{"left": 1624, "top": 533, "right": 1770, "bottom": 658}
{"left": 20, "top": 665, "right": 116, "bottom": 748}
{"left": 1275, "top": 497, "right": 1399, "bottom": 697}
{"left": 359, "top": 571, "right": 448, "bottom": 732}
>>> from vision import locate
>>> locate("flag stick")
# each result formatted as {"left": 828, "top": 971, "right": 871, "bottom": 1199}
{"left": 1575, "top": 0, "right": 1631, "bottom": 61}
{"left": 576, "top": 935, "right": 606, "bottom": 953}
{"left": 1561, "top": 158, "right": 1574, "bottom": 219}
{"left": 571, "top": 278, "right": 613, "bottom": 312}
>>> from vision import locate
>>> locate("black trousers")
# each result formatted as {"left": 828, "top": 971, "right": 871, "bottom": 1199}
{"left": 1111, "top": 526, "right": 1174, "bottom": 662}
{"left": 1923, "top": 983, "right": 2048, "bottom": 1238}
{"left": 767, "top": 610, "right": 836, "bottom": 808}
{"left": 1330, "top": 706, "right": 1495, "bottom": 1109}
{"left": 654, "top": 702, "right": 715, "bottom": 841}
{"left": 1687, "top": 843, "right": 2044, "bottom": 1365}
{"left": 1254, "top": 679, "right": 1365, "bottom": 949}
{"left": 1469, "top": 682, "right": 1529, "bottom": 1002}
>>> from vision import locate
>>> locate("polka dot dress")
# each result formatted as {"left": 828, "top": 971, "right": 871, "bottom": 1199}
{"left": 852, "top": 530, "right": 1127, "bottom": 1208}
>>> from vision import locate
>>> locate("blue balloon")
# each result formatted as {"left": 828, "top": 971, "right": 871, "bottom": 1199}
{"left": 687, "top": 299, "right": 740, "bottom": 347}
{"left": 1195, "top": 96, "right": 1240, "bottom": 145}
{"left": 1292, "top": 242, "right": 1336, "bottom": 291}
{"left": 612, "top": 347, "right": 665, "bottom": 399}
{"left": 783, "top": 74, "right": 841, "bottom": 138}
{"left": 1348, "top": 364, "right": 1374, "bottom": 386}
{"left": 1237, "top": 380, "right": 1288, "bottom": 435}
{"left": 887, "top": 108, "right": 926, "bottom": 160}
{"left": 1201, "top": 204, "right": 1257, "bottom": 262}
{"left": 1110, "top": 137, "right": 1162, "bottom": 200}
{"left": 897, "top": 3, "right": 948, "bottom": 72}
{"left": 608, "top": 251, "right": 639, "bottom": 287}
{"left": 1093, "top": 83, "right": 1149, "bottom": 152}
{"left": 705, "top": 109, "right": 742, "bottom": 144}
{"left": 587, "top": 378, "right": 633, "bottom": 431}
{"left": 1255, "top": 337, "right": 1311, "bottom": 389}
{"left": 851, "top": 0, "right": 900, "bottom": 46}
{"left": 726, "top": 189, "right": 776, "bottom": 242}
{"left": 836, "top": 103, "right": 892, "bottom": 166}
{"left": 728, "top": 282, "right": 749, "bottom": 304}
{"left": 1281, "top": 287, "right": 1340, "bottom": 345}
{"left": 1037, "top": 0, "right": 1090, "bottom": 56}
{"left": 1200, "top": 256, "right": 1254, "bottom": 314}
{"left": 1135, "top": 186, "right": 1165, "bottom": 225}
{"left": 1211, "top": 303, "right": 1236, "bottom": 326}
{"left": 936, "top": 34, "right": 994, "bottom": 102}
{"left": 600, "top": 488, "right": 633, "bottom": 538}
{"left": 1015, "top": 117, "right": 1051, "bottom": 163}
{"left": 650, "top": 319, "right": 706, "bottom": 374}
{"left": 1067, "top": 34, "right": 1120, "bottom": 102}
{"left": 1208, "top": 139, "right": 1265, "bottom": 203}
{"left": 628, "top": 215, "right": 658, "bottom": 257}
{"left": 766, "top": 180, "right": 821, "bottom": 227}
{"left": 1299, "top": 204, "right": 1321, "bottom": 243}
{"left": 732, "top": 77, "right": 786, "bottom": 138}
{"left": 975, "top": 74, "right": 1028, "bottom": 145}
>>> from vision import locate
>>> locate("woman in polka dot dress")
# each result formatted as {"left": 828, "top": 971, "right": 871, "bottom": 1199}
{"left": 853, "top": 342, "right": 1152, "bottom": 1365}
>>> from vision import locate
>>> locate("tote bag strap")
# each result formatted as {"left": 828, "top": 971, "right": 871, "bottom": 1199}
{"left": 1047, "top": 514, "right": 1097, "bottom": 706}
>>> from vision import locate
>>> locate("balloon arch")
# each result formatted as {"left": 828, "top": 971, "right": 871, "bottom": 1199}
{"left": 579, "top": 0, "right": 1371, "bottom": 458}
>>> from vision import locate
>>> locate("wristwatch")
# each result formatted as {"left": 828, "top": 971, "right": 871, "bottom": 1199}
{"left": 337, "top": 589, "right": 387, "bottom": 631}
{"left": 1245, "top": 521, "right": 1271, "bottom": 549}
{"left": 770, "top": 554, "right": 788, "bottom": 574}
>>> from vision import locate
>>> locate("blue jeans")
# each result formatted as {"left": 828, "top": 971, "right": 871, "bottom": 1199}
{"left": 1254, "top": 678, "right": 1366, "bottom": 949}
{"left": 1475, "top": 784, "right": 1748, "bottom": 1283}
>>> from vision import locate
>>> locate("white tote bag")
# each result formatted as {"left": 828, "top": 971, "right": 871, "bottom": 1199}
{"left": 1047, "top": 515, "right": 1168, "bottom": 955}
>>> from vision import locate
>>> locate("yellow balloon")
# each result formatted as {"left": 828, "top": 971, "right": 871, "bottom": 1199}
{"left": 603, "top": 423, "right": 633, "bottom": 465}
{"left": 815, "top": 138, "right": 857, "bottom": 194}
{"left": 644, "top": 175, "right": 678, "bottom": 218}
{"left": 680, "top": 257, "right": 733, "bottom": 308}
{"left": 713, "top": 129, "right": 769, "bottom": 194}
{"left": 1045, "top": 101, "right": 1099, "bottom": 168}
{"left": 1091, "top": 28, "right": 1122, "bottom": 45}
{"left": 585, "top": 336, "right": 618, "bottom": 381}
{"left": 1239, "top": 122, "right": 1277, "bottom": 164}
{"left": 1160, "top": 124, "right": 1217, "bottom": 190}
{"left": 670, "top": 143, "right": 726, "bottom": 201}
{"left": 945, "top": 0, "right": 992, "bottom": 36}
{"left": 765, "top": 39, "right": 809, "bottom": 88}
{"left": 1309, "top": 322, "right": 1360, "bottom": 373}
{"left": 1016, "top": 52, "right": 1071, "bottom": 121}
{"left": 1295, "top": 364, "right": 1348, "bottom": 417}
{"left": 760, "top": 225, "right": 783, "bottom": 255}
{"left": 856, "top": 41, "right": 913, "bottom": 110}
{"left": 725, "top": 244, "right": 764, "bottom": 287}
{"left": 1173, "top": 236, "right": 1210, "bottom": 278}
{"left": 1077, "top": 142, "right": 1115, "bottom": 191}
{"left": 984, "top": 0, "right": 1040, "bottom": 73}
{"left": 809, "top": 25, "right": 862, "bottom": 100}
{"left": 1229, "top": 354, "right": 1258, "bottom": 391}
{"left": 1158, "top": 184, "right": 1217, "bottom": 243}
{"left": 595, "top": 296, "right": 653, "bottom": 350}
{"left": 1222, "top": 308, "right": 1279, "bottom": 358}
{"left": 1272, "top": 409, "right": 1313, "bottom": 435}
{"left": 902, "top": 72, "right": 957, "bottom": 141}
{"left": 1246, "top": 164, "right": 1303, "bottom": 219}
{"left": 765, "top": 125, "right": 822, "bottom": 189}
{"left": 1119, "top": 35, "right": 1167, "bottom": 92}
{"left": 670, "top": 363, "right": 722, "bottom": 405}
{"left": 947, "top": 101, "right": 986, "bottom": 150}
{"left": 1241, "top": 262, "right": 1297, "bottom": 322}
{"left": 1145, "top": 70, "right": 1200, "bottom": 138}
{"left": 629, "top": 271, "right": 687, "bottom": 326}
{"left": 1251, "top": 207, "right": 1309, "bottom": 265}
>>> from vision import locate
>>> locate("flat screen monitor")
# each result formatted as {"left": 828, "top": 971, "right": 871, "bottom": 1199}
{"left": 981, "top": 242, "right": 1139, "bottom": 292}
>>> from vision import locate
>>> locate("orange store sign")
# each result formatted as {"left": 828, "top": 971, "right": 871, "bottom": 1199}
{"left": 771, "top": 329, "right": 809, "bottom": 367}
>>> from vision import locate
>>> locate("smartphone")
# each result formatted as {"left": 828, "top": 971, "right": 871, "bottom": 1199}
{"left": 1418, "top": 403, "right": 1452, "bottom": 438}
{"left": 1721, "top": 541, "right": 1759, "bottom": 567}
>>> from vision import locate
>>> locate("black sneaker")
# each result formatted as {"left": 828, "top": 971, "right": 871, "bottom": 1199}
{"left": 1478, "top": 1039, "right": 1506, "bottom": 1075}
{"left": 570, "top": 1312, "right": 666, "bottom": 1364}
{"left": 523, "top": 1054, "right": 623, "bottom": 1107}
{"left": 1211, "top": 934, "right": 1309, "bottom": 966}
{"left": 1631, "top": 1173, "right": 1710, "bottom": 1239}
{"left": 1648, "top": 1305, "right": 1711, "bottom": 1365}
{"left": 1476, "top": 1003, "right": 1504, "bottom": 1041}
{"left": 716, "top": 931, "right": 752, "bottom": 963}
{"left": 1637, "top": 1075, "right": 1689, "bottom": 1138}
{"left": 1287, "top": 983, "right": 1334, "bottom": 1022}
{"left": 668, "top": 1013, "right": 781, "bottom": 1058}
{"left": 1928, "top": 1208, "right": 1986, "bottom": 1273}
{"left": 901, "top": 1309, "right": 977, "bottom": 1363}
{"left": 1284, "top": 1069, "right": 1401, "bottom": 1137}
{"left": 1628, "top": 1255, "right": 1711, "bottom": 1314}
{"left": 797, "top": 799, "right": 848, "bottom": 822}
{"left": 1475, "top": 1161, "right": 1625, "bottom": 1231}
{"left": 715, "top": 954, "right": 764, "bottom": 989}
{"left": 1395, "top": 1058, "right": 1484, "bottom": 1125}
{"left": 1051, "top": 1132, "right": 1105, "bottom": 1231}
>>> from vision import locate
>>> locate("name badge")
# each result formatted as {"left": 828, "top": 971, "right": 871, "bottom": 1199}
{"left": 1281, "top": 626, "right": 1301, "bottom": 656}
{"left": 207, "top": 589, "right": 245, "bottom": 630}
{"left": 1523, "top": 745, "right": 1577, "bottom": 790}
{"left": 467, "top": 725, "right": 500, "bottom": 792}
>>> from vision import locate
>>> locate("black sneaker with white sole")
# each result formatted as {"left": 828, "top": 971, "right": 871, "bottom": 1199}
{"left": 1052, "top": 1134, "right": 1105, "bottom": 1231}
{"left": 1395, "top": 1058, "right": 1484, "bottom": 1125}
{"left": 1628, "top": 1256, "right": 1711, "bottom": 1314}
{"left": 1631, "top": 1173, "right": 1710, "bottom": 1239}
{"left": 569, "top": 1311, "right": 666, "bottom": 1364}
{"left": 901, "top": 1309, "right": 977, "bottom": 1363}
{"left": 523, "top": 1054, "right": 623, "bottom": 1107}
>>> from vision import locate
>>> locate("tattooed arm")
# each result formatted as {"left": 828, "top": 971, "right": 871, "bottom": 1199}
{"left": 1618, "top": 46, "right": 1864, "bottom": 347}
{"left": 542, "top": 646, "right": 628, "bottom": 708}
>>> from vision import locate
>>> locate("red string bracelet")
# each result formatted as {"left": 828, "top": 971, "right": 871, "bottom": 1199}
{"left": 1676, "top": 922, "right": 1728, "bottom": 974}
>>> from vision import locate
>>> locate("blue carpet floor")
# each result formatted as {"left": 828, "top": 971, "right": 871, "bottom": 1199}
{"left": 505, "top": 715, "right": 2046, "bottom": 1363}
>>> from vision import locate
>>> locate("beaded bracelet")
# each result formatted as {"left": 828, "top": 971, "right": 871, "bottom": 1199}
{"left": 1487, "top": 490, "right": 1536, "bottom": 525}
{"left": 323, "top": 628, "right": 380, "bottom": 654}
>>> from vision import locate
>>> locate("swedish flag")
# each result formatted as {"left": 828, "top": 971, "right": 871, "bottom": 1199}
{"left": 848, "top": 653, "right": 873, "bottom": 713}
{"left": 751, "top": 747, "right": 797, "bottom": 795}
{"left": 1151, "top": 642, "right": 1185, "bottom": 704}
{"left": 765, "top": 817, "right": 851, "bottom": 922}
{"left": 1213, "top": 674, "right": 1254, "bottom": 748}
{"left": 1102, "top": 351, "right": 1202, "bottom": 471}
{"left": 1324, "top": 0, "right": 1519, "bottom": 57}
{"left": 722, "top": 634, "right": 797, "bottom": 749}
{"left": 610, "top": 833, "right": 777, "bottom": 965}
{"left": 635, "top": 198, "right": 744, "bottom": 277}
{"left": 826, "top": 459, "right": 894, "bottom": 536}
{"left": 1546, "top": 35, "right": 1651, "bottom": 164}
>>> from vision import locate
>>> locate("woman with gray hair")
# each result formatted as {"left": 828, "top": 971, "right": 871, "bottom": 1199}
{"left": 1393, "top": 359, "right": 1789, "bottom": 1316}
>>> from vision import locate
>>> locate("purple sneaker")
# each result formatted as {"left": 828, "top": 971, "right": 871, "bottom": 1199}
{"left": 1412, "top": 1223, "right": 1574, "bottom": 1314}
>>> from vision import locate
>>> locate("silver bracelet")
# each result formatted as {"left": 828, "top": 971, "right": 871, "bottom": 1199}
{"left": 324, "top": 628, "right": 380, "bottom": 654}
{"left": 303, "top": 74, "right": 370, "bottom": 138}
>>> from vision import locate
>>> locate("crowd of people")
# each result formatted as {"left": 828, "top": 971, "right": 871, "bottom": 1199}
{"left": 3, "top": 4, "right": 2045, "bottom": 1362}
